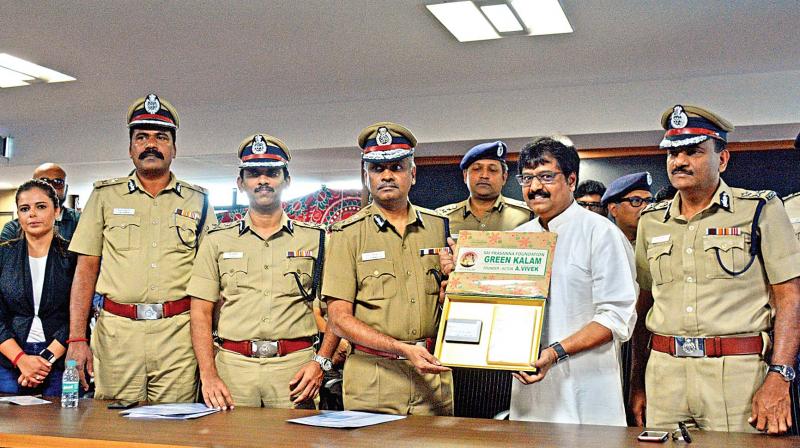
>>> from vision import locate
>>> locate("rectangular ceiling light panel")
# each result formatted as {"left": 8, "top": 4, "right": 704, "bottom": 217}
{"left": 510, "top": 0, "right": 573, "bottom": 35}
{"left": 427, "top": 1, "right": 501, "bottom": 42}
{"left": 0, "top": 53, "right": 75, "bottom": 88}
{"left": 480, "top": 4, "right": 523, "bottom": 32}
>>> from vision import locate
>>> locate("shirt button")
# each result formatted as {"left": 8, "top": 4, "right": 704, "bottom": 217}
{"left": 686, "top": 306, "right": 694, "bottom": 313}
{"left": 151, "top": 242, "right": 158, "bottom": 247}
{"left": 264, "top": 242, "right": 269, "bottom": 247}
{"left": 688, "top": 225, "right": 695, "bottom": 231}
{"left": 411, "top": 299, "right": 416, "bottom": 303}
{"left": 406, "top": 270, "right": 412, "bottom": 277}
{"left": 411, "top": 330, "right": 417, "bottom": 335}
{"left": 373, "top": 270, "right": 380, "bottom": 276}
{"left": 150, "top": 263, "right": 157, "bottom": 268}
{"left": 150, "top": 285, "right": 157, "bottom": 291}
{"left": 686, "top": 248, "right": 693, "bottom": 254}
{"left": 686, "top": 276, "right": 694, "bottom": 283}
{"left": 264, "top": 265, "right": 269, "bottom": 270}
{"left": 121, "top": 224, "right": 127, "bottom": 229}
{"left": 153, "top": 201, "right": 158, "bottom": 206}
{"left": 152, "top": 219, "right": 159, "bottom": 225}
{"left": 480, "top": 224, "right": 486, "bottom": 229}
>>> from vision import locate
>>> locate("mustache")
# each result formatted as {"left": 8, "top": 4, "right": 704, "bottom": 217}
{"left": 255, "top": 184, "right": 275, "bottom": 193}
{"left": 527, "top": 189, "right": 550, "bottom": 200}
{"left": 139, "top": 148, "right": 164, "bottom": 160}
{"left": 671, "top": 167, "right": 692, "bottom": 175}
{"left": 377, "top": 182, "right": 398, "bottom": 189}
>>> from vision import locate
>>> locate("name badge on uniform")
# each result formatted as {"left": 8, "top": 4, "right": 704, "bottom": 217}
{"left": 361, "top": 251, "right": 385, "bottom": 261}
{"left": 222, "top": 252, "right": 244, "bottom": 259}
{"left": 113, "top": 208, "right": 135, "bottom": 215}
{"left": 650, "top": 234, "right": 670, "bottom": 244}
{"left": 287, "top": 250, "right": 314, "bottom": 258}
{"left": 790, "top": 217, "right": 800, "bottom": 224}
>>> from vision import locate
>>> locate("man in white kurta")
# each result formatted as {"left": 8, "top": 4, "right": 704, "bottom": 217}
{"left": 507, "top": 136, "right": 637, "bottom": 426}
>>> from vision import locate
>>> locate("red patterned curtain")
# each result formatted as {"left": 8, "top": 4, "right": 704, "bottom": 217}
{"left": 215, "top": 186, "right": 362, "bottom": 225}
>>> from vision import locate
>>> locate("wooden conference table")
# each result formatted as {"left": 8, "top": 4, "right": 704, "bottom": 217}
{"left": 0, "top": 399, "right": 797, "bottom": 448}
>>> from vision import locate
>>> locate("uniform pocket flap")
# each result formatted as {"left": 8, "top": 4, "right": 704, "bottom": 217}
{"left": 107, "top": 215, "right": 140, "bottom": 229}
{"left": 646, "top": 242, "right": 673, "bottom": 259}
{"left": 356, "top": 260, "right": 396, "bottom": 282}
{"left": 702, "top": 235, "right": 745, "bottom": 253}
{"left": 220, "top": 257, "right": 248, "bottom": 275}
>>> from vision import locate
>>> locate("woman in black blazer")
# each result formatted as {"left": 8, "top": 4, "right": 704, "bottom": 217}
{"left": 0, "top": 179, "right": 77, "bottom": 396}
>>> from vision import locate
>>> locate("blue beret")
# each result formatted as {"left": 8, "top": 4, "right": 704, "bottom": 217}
{"left": 601, "top": 172, "right": 653, "bottom": 206}
{"left": 459, "top": 141, "right": 507, "bottom": 170}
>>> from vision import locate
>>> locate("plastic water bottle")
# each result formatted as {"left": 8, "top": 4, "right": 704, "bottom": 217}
{"left": 61, "top": 360, "right": 79, "bottom": 408}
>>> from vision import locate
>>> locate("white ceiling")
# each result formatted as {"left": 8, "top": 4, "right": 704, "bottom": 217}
{"left": 1, "top": 0, "right": 799, "bottom": 202}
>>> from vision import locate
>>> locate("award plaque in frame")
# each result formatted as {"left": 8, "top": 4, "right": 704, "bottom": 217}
{"left": 434, "top": 230, "right": 557, "bottom": 371}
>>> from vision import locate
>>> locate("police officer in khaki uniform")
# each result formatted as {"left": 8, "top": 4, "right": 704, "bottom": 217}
{"left": 436, "top": 141, "right": 531, "bottom": 239}
{"left": 66, "top": 94, "right": 217, "bottom": 402}
{"left": 784, "top": 132, "right": 800, "bottom": 243}
{"left": 630, "top": 105, "right": 800, "bottom": 434}
{"left": 187, "top": 133, "right": 339, "bottom": 409}
{"left": 324, "top": 122, "right": 454, "bottom": 416}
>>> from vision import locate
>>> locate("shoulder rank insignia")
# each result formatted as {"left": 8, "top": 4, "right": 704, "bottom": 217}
{"left": 736, "top": 189, "right": 777, "bottom": 201}
{"left": 330, "top": 209, "right": 369, "bottom": 231}
{"left": 504, "top": 197, "right": 530, "bottom": 210}
{"left": 177, "top": 181, "right": 209, "bottom": 196}
{"left": 783, "top": 191, "right": 800, "bottom": 202}
{"left": 642, "top": 200, "right": 670, "bottom": 214}
{"left": 207, "top": 221, "right": 238, "bottom": 233}
{"left": 435, "top": 202, "right": 462, "bottom": 216}
{"left": 92, "top": 177, "right": 126, "bottom": 190}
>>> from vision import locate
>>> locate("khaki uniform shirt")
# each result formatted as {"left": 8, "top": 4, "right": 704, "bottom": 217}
{"left": 186, "top": 213, "right": 324, "bottom": 341}
{"left": 322, "top": 202, "right": 447, "bottom": 341}
{"left": 436, "top": 195, "right": 532, "bottom": 237}
{"left": 783, "top": 192, "right": 800, "bottom": 242}
{"left": 635, "top": 180, "right": 800, "bottom": 337}
{"left": 69, "top": 173, "right": 217, "bottom": 304}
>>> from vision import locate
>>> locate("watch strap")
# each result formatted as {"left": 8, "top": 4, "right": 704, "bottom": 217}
{"left": 768, "top": 364, "right": 795, "bottom": 382}
{"left": 313, "top": 354, "right": 333, "bottom": 372}
{"left": 38, "top": 348, "right": 57, "bottom": 364}
{"left": 548, "top": 342, "right": 569, "bottom": 363}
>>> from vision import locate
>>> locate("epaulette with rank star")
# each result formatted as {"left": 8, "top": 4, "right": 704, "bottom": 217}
{"left": 177, "top": 180, "right": 209, "bottom": 196}
{"left": 416, "top": 206, "right": 446, "bottom": 218}
{"left": 92, "top": 177, "right": 127, "bottom": 189}
{"left": 329, "top": 208, "right": 370, "bottom": 232}
{"left": 735, "top": 189, "right": 777, "bottom": 201}
{"left": 435, "top": 202, "right": 463, "bottom": 216}
{"left": 292, "top": 220, "right": 326, "bottom": 231}
{"left": 504, "top": 197, "right": 531, "bottom": 211}
{"left": 782, "top": 191, "right": 800, "bottom": 202}
{"left": 207, "top": 221, "right": 240, "bottom": 234}
{"left": 642, "top": 200, "right": 671, "bottom": 215}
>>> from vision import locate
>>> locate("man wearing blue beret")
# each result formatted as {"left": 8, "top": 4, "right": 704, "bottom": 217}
{"left": 436, "top": 141, "right": 531, "bottom": 239}
{"left": 601, "top": 172, "right": 654, "bottom": 245}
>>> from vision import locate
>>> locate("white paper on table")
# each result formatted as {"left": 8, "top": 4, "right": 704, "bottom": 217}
{"left": 486, "top": 304, "right": 538, "bottom": 365}
{"left": 0, "top": 395, "right": 51, "bottom": 405}
{"left": 120, "top": 403, "right": 219, "bottom": 420}
{"left": 287, "top": 411, "right": 406, "bottom": 428}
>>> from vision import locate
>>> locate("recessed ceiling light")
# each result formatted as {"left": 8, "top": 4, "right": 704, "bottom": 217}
{"left": 427, "top": 1, "right": 501, "bottom": 42}
{"left": 0, "top": 53, "right": 75, "bottom": 88}
{"left": 480, "top": 4, "right": 523, "bottom": 33}
{"left": 510, "top": 0, "right": 573, "bottom": 35}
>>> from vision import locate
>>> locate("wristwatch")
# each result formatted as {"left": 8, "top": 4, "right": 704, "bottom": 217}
{"left": 548, "top": 342, "right": 569, "bottom": 364}
{"left": 312, "top": 354, "right": 333, "bottom": 372}
{"left": 767, "top": 364, "right": 796, "bottom": 382}
{"left": 38, "top": 348, "right": 57, "bottom": 364}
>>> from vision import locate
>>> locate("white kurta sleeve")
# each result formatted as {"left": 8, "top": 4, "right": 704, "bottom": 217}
{"left": 589, "top": 224, "right": 638, "bottom": 342}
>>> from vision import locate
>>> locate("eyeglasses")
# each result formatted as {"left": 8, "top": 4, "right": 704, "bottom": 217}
{"left": 577, "top": 201, "right": 606, "bottom": 212}
{"left": 38, "top": 177, "right": 66, "bottom": 187}
{"left": 515, "top": 171, "right": 563, "bottom": 186}
{"left": 618, "top": 196, "right": 654, "bottom": 207}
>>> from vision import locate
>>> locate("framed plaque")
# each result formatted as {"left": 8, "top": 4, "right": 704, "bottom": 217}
{"left": 434, "top": 230, "right": 556, "bottom": 371}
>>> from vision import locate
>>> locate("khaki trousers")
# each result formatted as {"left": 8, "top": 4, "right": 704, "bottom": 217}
{"left": 343, "top": 352, "right": 454, "bottom": 416}
{"left": 215, "top": 347, "right": 315, "bottom": 409}
{"left": 646, "top": 350, "right": 766, "bottom": 432}
{"left": 92, "top": 311, "right": 197, "bottom": 402}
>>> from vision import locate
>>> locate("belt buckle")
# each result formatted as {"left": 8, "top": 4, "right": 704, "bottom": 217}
{"left": 674, "top": 337, "right": 705, "bottom": 357}
{"left": 251, "top": 340, "right": 278, "bottom": 358}
{"left": 136, "top": 303, "right": 164, "bottom": 320}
